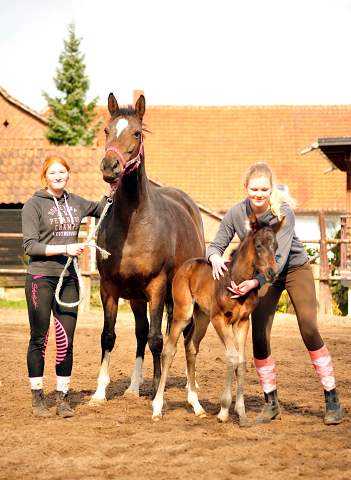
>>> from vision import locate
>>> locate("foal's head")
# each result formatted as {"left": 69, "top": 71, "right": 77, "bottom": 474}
{"left": 100, "top": 93, "right": 145, "bottom": 184}
{"left": 245, "top": 213, "right": 285, "bottom": 284}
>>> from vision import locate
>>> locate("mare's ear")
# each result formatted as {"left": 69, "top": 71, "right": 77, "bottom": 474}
{"left": 272, "top": 216, "right": 286, "bottom": 234}
{"left": 108, "top": 93, "right": 119, "bottom": 116}
{"left": 135, "top": 95, "right": 146, "bottom": 120}
{"left": 249, "top": 213, "right": 260, "bottom": 233}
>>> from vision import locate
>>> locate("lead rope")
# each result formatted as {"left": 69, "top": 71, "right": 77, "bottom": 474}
{"left": 55, "top": 192, "right": 115, "bottom": 308}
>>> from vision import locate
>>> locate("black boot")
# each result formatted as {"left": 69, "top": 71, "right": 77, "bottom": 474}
{"left": 253, "top": 389, "right": 281, "bottom": 424}
{"left": 31, "top": 389, "right": 52, "bottom": 417}
{"left": 56, "top": 391, "right": 75, "bottom": 418}
{"left": 324, "top": 388, "right": 344, "bottom": 425}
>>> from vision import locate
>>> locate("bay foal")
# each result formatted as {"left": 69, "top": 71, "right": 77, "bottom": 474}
{"left": 152, "top": 213, "right": 285, "bottom": 425}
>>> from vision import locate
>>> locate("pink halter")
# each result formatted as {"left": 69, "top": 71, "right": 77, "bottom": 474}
{"left": 104, "top": 135, "right": 144, "bottom": 190}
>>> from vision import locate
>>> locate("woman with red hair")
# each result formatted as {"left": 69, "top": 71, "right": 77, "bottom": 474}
{"left": 22, "top": 155, "right": 110, "bottom": 418}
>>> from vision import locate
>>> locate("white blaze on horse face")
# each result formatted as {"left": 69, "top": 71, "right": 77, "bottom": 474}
{"left": 116, "top": 118, "right": 129, "bottom": 138}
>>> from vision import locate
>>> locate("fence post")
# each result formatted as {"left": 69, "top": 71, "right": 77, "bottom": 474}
{"left": 318, "top": 212, "right": 332, "bottom": 314}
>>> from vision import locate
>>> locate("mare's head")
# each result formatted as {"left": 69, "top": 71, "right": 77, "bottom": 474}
{"left": 246, "top": 213, "right": 285, "bottom": 284}
{"left": 100, "top": 93, "right": 145, "bottom": 184}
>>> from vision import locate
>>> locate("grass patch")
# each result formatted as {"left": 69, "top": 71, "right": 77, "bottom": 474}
{"left": 0, "top": 299, "right": 27, "bottom": 309}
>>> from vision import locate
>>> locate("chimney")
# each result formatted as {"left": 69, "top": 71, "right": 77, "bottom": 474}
{"left": 133, "top": 90, "right": 145, "bottom": 107}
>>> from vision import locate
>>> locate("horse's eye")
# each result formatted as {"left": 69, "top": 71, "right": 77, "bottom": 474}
{"left": 104, "top": 128, "right": 108, "bottom": 135}
{"left": 134, "top": 131, "right": 141, "bottom": 138}
{"left": 255, "top": 241, "right": 262, "bottom": 250}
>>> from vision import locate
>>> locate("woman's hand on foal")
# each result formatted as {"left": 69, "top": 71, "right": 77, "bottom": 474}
{"left": 209, "top": 254, "right": 230, "bottom": 280}
{"left": 227, "top": 279, "right": 260, "bottom": 298}
{"left": 67, "top": 243, "right": 85, "bottom": 256}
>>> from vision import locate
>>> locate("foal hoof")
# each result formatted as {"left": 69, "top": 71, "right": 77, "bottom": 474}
{"left": 124, "top": 389, "right": 139, "bottom": 398}
{"left": 88, "top": 397, "right": 107, "bottom": 407}
{"left": 239, "top": 418, "right": 251, "bottom": 428}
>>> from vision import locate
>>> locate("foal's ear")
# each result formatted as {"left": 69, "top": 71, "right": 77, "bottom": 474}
{"left": 135, "top": 95, "right": 146, "bottom": 120}
{"left": 249, "top": 213, "right": 260, "bottom": 233}
{"left": 108, "top": 93, "right": 119, "bottom": 116}
{"left": 272, "top": 216, "right": 286, "bottom": 234}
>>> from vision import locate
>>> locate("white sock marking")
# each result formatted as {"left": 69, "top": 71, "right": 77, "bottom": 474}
{"left": 92, "top": 351, "right": 111, "bottom": 400}
{"left": 127, "top": 356, "right": 144, "bottom": 394}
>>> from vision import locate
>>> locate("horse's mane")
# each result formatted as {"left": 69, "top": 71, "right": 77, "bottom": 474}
{"left": 109, "top": 105, "right": 151, "bottom": 134}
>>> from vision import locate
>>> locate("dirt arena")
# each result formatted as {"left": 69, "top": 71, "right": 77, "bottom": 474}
{"left": 1, "top": 308, "right": 351, "bottom": 480}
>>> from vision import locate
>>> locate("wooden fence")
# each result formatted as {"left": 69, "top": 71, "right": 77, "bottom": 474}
{"left": 1, "top": 212, "right": 350, "bottom": 313}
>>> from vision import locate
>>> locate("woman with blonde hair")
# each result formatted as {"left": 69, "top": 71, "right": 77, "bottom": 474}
{"left": 22, "top": 155, "right": 110, "bottom": 418}
{"left": 207, "top": 162, "right": 343, "bottom": 425}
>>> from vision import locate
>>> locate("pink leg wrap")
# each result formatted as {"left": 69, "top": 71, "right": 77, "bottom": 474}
{"left": 309, "top": 344, "right": 336, "bottom": 391}
{"left": 254, "top": 353, "right": 277, "bottom": 393}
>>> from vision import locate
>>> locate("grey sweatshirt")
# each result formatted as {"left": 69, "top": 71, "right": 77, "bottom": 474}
{"left": 22, "top": 189, "right": 108, "bottom": 276}
{"left": 206, "top": 197, "right": 307, "bottom": 287}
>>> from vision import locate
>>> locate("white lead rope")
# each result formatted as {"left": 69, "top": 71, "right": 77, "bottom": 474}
{"left": 55, "top": 199, "right": 113, "bottom": 308}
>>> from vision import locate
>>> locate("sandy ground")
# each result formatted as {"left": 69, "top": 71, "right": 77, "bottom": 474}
{"left": 1, "top": 308, "right": 351, "bottom": 480}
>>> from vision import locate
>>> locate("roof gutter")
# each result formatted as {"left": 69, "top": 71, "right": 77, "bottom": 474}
{"left": 300, "top": 142, "right": 338, "bottom": 174}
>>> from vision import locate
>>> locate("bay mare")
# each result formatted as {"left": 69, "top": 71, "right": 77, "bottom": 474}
{"left": 89, "top": 93, "right": 205, "bottom": 404}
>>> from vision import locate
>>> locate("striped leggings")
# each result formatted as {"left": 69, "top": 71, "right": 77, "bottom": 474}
{"left": 25, "top": 274, "right": 79, "bottom": 378}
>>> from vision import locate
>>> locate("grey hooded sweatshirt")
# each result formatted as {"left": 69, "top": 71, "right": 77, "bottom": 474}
{"left": 206, "top": 197, "right": 307, "bottom": 288}
{"left": 22, "top": 189, "right": 108, "bottom": 277}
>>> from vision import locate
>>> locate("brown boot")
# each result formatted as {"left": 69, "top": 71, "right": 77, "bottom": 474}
{"left": 31, "top": 389, "right": 52, "bottom": 417}
{"left": 324, "top": 388, "right": 344, "bottom": 425}
{"left": 253, "top": 390, "right": 281, "bottom": 424}
{"left": 56, "top": 390, "right": 75, "bottom": 417}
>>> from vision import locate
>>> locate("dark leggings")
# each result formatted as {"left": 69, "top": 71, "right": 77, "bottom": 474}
{"left": 25, "top": 274, "right": 79, "bottom": 378}
{"left": 251, "top": 262, "right": 324, "bottom": 360}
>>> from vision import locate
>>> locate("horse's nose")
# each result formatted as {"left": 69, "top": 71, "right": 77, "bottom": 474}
{"left": 264, "top": 267, "right": 278, "bottom": 284}
{"left": 100, "top": 156, "right": 118, "bottom": 172}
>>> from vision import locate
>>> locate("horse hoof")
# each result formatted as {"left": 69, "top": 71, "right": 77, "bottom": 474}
{"left": 197, "top": 413, "right": 207, "bottom": 419}
{"left": 88, "top": 397, "right": 107, "bottom": 407}
{"left": 239, "top": 419, "right": 251, "bottom": 428}
{"left": 217, "top": 415, "right": 228, "bottom": 423}
{"left": 152, "top": 414, "right": 162, "bottom": 422}
{"left": 124, "top": 389, "right": 139, "bottom": 398}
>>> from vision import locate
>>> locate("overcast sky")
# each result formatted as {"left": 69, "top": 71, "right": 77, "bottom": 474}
{"left": 1, "top": 0, "right": 351, "bottom": 112}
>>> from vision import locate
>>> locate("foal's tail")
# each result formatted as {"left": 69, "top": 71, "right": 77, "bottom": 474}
{"left": 164, "top": 298, "right": 193, "bottom": 338}
{"left": 165, "top": 298, "right": 174, "bottom": 335}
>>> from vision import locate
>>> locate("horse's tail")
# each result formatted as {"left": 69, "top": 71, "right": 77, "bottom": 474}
{"left": 165, "top": 298, "right": 174, "bottom": 335}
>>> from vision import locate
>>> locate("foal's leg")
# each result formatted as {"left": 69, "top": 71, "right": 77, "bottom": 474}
{"left": 232, "top": 318, "right": 250, "bottom": 427}
{"left": 147, "top": 277, "right": 168, "bottom": 399}
{"left": 152, "top": 298, "right": 194, "bottom": 420}
{"left": 89, "top": 283, "right": 118, "bottom": 406}
{"left": 212, "top": 315, "right": 240, "bottom": 423}
{"left": 125, "top": 300, "right": 149, "bottom": 396}
{"left": 185, "top": 304, "right": 210, "bottom": 417}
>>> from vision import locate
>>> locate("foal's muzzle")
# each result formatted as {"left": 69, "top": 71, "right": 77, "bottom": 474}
{"left": 263, "top": 267, "right": 278, "bottom": 284}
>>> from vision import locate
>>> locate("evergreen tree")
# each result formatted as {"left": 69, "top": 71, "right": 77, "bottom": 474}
{"left": 42, "top": 22, "right": 102, "bottom": 146}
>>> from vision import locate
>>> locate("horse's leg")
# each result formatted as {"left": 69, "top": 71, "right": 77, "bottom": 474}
{"left": 232, "top": 318, "right": 250, "bottom": 427}
{"left": 185, "top": 304, "right": 210, "bottom": 417}
{"left": 89, "top": 284, "right": 118, "bottom": 406}
{"left": 125, "top": 299, "right": 148, "bottom": 396}
{"left": 152, "top": 298, "right": 194, "bottom": 420}
{"left": 147, "top": 278, "right": 168, "bottom": 399}
{"left": 211, "top": 315, "right": 239, "bottom": 423}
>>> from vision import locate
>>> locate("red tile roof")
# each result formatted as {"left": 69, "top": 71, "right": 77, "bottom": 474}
{"left": 0, "top": 85, "right": 349, "bottom": 217}
{"left": 93, "top": 103, "right": 348, "bottom": 214}
{"left": 0, "top": 86, "right": 49, "bottom": 144}
{"left": 0, "top": 145, "right": 221, "bottom": 242}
